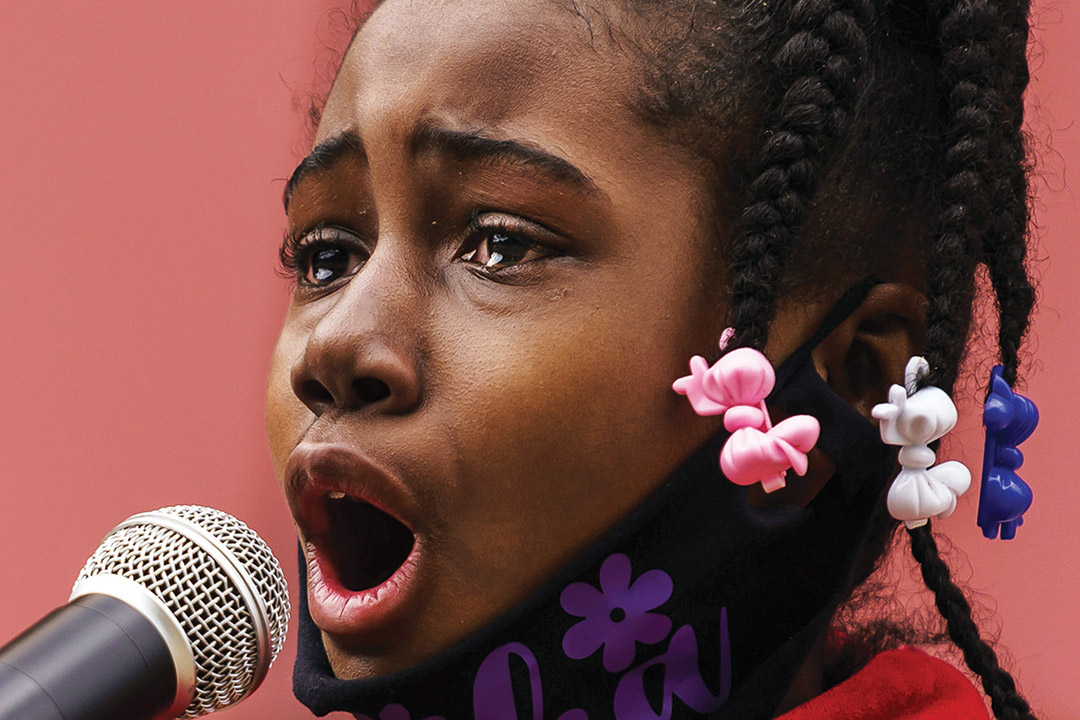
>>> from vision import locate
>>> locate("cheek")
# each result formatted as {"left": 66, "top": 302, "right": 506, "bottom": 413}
{"left": 426, "top": 286, "right": 721, "bottom": 566}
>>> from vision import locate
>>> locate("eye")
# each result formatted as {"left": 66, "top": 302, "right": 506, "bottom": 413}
{"left": 458, "top": 215, "right": 557, "bottom": 272}
{"left": 309, "top": 247, "right": 351, "bottom": 283}
{"left": 280, "top": 225, "right": 368, "bottom": 288}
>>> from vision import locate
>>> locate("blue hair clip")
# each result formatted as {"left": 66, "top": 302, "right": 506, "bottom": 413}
{"left": 978, "top": 365, "right": 1038, "bottom": 540}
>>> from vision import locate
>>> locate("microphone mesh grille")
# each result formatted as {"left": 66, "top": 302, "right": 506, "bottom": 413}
{"left": 75, "top": 505, "right": 290, "bottom": 718}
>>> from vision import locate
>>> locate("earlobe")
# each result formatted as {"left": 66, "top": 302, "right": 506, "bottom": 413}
{"left": 812, "top": 283, "right": 927, "bottom": 421}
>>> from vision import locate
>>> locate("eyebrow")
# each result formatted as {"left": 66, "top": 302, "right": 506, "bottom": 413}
{"left": 412, "top": 123, "right": 605, "bottom": 199}
{"left": 283, "top": 131, "right": 365, "bottom": 212}
{"left": 283, "top": 123, "right": 606, "bottom": 213}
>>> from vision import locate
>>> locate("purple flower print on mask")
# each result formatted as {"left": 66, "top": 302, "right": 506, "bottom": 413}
{"left": 560, "top": 553, "right": 674, "bottom": 672}
{"left": 355, "top": 704, "right": 446, "bottom": 720}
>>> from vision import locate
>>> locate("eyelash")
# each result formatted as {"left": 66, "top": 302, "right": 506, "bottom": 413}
{"left": 457, "top": 213, "right": 558, "bottom": 276}
{"left": 278, "top": 224, "right": 368, "bottom": 288}
{"left": 277, "top": 214, "right": 560, "bottom": 288}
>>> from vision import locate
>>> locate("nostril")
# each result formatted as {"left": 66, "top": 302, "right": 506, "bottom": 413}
{"left": 298, "top": 380, "right": 334, "bottom": 410}
{"left": 354, "top": 377, "right": 391, "bottom": 405}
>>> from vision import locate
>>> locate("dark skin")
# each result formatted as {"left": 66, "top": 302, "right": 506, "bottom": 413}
{"left": 265, "top": 0, "right": 924, "bottom": 708}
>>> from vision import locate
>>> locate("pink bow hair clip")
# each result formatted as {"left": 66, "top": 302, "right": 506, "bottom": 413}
{"left": 673, "top": 330, "right": 820, "bottom": 493}
{"left": 872, "top": 357, "right": 971, "bottom": 528}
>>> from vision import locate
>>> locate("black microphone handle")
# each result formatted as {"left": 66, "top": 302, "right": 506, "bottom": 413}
{"left": 0, "top": 594, "right": 176, "bottom": 720}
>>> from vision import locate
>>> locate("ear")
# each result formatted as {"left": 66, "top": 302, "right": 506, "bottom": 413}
{"left": 811, "top": 282, "right": 926, "bottom": 421}
{"left": 747, "top": 282, "right": 924, "bottom": 508}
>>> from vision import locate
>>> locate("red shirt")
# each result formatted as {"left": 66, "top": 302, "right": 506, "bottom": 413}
{"left": 777, "top": 647, "right": 989, "bottom": 720}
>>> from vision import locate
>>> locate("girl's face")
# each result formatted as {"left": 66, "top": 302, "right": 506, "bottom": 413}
{"left": 266, "top": 0, "right": 734, "bottom": 679}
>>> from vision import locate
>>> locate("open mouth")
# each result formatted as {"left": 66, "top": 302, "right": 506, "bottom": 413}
{"left": 321, "top": 491, "right": 416, "bottom": 592}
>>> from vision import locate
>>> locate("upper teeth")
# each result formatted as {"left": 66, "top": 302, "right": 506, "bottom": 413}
{"left": 328, "top": 491, "right": 347, "bottom": 500}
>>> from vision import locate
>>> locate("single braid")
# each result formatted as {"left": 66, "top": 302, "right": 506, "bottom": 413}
{"left": 919, "top": 0, "right": 1006, "bottom": 392}
{"left": 908, "top": 524, "right": 1039, "bottom": 720}
{"left": 727, "top": 0, "right": 873, "bottom": 351}
{"left": 982, "top": 0, "right": 1035, "bottom": 387}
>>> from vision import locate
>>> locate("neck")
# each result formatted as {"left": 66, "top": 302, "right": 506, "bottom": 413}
{"left": 773, "top": 628, "right": 828, "bottom": 716}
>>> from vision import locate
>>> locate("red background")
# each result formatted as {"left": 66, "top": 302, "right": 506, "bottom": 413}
{"left": 0, "top": 2, "right": 1076, "bottom": 718}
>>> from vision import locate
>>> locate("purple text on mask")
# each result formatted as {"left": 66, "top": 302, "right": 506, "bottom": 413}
{"left": 471, "top": 609, "right": 730, "bottom": 720}
{"left": 473, "top": 642, "right": 588, "bottom": 720}
{"left": 613, "top": 609, "right": 731, "bottom": 720}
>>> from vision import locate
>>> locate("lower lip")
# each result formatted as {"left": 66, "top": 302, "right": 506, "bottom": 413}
{"left": 304, "top": 540, "right": 422, "bottom": 636}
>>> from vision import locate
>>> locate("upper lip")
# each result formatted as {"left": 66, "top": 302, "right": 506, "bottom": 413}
{"left": 284, "top": 441, "right": 421, "bottom": 541}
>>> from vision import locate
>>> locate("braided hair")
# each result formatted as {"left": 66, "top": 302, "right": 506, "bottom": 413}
{"left": 597, "top": 0, "right": 1040, "bottom": 715}
{"left": 333, "top": 0, "right": 1040, "bottom": 716}
{"left": 712, "top": 0, "right": 1039, "bottom": 717}
{"left": 727, "top": 0, "right": 876, "bottom": 351}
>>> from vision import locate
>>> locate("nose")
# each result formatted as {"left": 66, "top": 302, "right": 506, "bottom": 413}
{"left": 289, "top": 268, "right": 423, "bottom": 418}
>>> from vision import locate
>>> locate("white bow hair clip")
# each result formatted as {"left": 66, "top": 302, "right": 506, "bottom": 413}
{"left": 872, "top": 357, "right": 971, "bottom": 529}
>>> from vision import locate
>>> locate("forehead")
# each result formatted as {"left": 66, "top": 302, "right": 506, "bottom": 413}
{"left": 317, "top": 0, "right": 645, "bottom": 157}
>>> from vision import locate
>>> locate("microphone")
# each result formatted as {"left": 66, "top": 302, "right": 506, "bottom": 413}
{"left": 0, "top": 505, "right": 290, "bottom": 720}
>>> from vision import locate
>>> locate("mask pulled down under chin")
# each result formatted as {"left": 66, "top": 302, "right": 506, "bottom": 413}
{"left": 293, "top": 286, "right": 896, "bottom": 720}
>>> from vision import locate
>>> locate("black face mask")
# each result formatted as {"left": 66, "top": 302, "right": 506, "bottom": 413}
{"left": 293, "top": 281, "right": 895, "bottom": 720}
